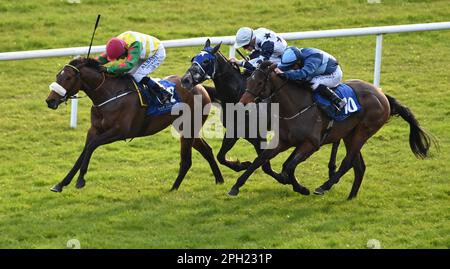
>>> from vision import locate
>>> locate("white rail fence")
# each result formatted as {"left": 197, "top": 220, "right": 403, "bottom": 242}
{"left": 1, "top": 22, "right": 449, "bottom": 128}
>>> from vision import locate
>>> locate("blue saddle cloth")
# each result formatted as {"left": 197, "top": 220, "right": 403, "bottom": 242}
{"left": 313, "top": 83, "right": 362, "bottom": 121}
{"left": 138, "top": 80, "right": 181, "bottom": 116}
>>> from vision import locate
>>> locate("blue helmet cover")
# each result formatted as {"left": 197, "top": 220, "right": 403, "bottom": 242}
{"left": 192, "top": 49, "right": 216, "bottom": 77}
{"left": 278, "top": 46, "right": 302, "bottom": 71}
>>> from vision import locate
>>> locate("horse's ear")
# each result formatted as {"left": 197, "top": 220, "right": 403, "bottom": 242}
{"left": 204, "top": 39, "right": 211, "bottom": 49}
{"left": 212, "top": 41, "right": 222, "bottom": 54}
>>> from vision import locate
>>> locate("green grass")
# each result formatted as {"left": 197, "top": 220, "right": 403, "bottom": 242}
{"left": 0, "top": 0, "right": 449, "bottom": 249}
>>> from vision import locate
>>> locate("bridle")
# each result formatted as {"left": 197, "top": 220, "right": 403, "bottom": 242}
{"left": 54, "top": 64, "right": 106, "bottom": 102}
{"left": 190, "top": 50, "right": 237, "bottom": 85}
{"left": 245, "top": 67, "right": 289, "bottom": 103}
{"left": 245, "top": 67, "right": 318, "bottom": 121}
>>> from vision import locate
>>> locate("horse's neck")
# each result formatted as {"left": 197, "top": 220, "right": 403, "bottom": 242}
{"left": 82, "top": 72, "right": 131, "bottom": 105}
{"left": 274, "top": 79, "right": 313, "bottom": 115}
{"left": 213, "top": 55, "right": 245, "bottom": 103}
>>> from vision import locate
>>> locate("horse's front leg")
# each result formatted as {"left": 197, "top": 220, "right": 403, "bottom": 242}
{"left": 170, "top": 136, "right": 194, "bottom": 191}
{"left": 248, "top": 137, "right": 285, "bottom": 185}
{"left": 281, "top": 141, "right": 319, "bottom": 195}
{"left": 51, "top": 128, "right": 97, "bottom": 192}
{"left": 75, "top": 128, "right": 123, "bottom": 189}
{"left": 228, "top": 140, "right": 290, "bottom": 196}
{"left": 217, "top": 136, "right": 249, "bottom": 171}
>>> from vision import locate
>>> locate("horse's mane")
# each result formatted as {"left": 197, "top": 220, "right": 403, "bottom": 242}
{"left": 215, "top": 50, "right": 242, "bottom": 76}
{"left": 69, "top": 57, "right": 103, "bottom": 72}
{"left": 259, "top": 60, "right": 274, "bottom": 70}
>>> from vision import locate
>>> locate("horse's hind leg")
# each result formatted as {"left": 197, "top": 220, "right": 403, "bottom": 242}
{"left": 347, "top": 152, "right": 366, "bottom": 200}
{"left": 193, "top": 138, "right": 224, "bottom": 185}
{"left": 170, "top": 137, "right": 194, "bottom": 191}
{"left": 315, "top": 131, "right": 368, "bottom": 196}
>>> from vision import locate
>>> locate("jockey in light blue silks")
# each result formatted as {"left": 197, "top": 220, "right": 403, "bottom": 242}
{"left": 275, "top": 46, "right": 347, "bottom": 111}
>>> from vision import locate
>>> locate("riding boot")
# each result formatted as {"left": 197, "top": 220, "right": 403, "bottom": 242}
{"left": 139, "top": 77, "right": 150, "bottom": 92}
{"left": 141, "top": 77, "right": 172, "bottom": 104}
{"left": 151, "top": 80, "right": 172, "bottom": 104}
{"left": 316, "top": 84, "right": 346, "bottom": 111}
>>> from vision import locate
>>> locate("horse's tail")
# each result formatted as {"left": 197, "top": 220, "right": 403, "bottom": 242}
{"left": 385, "top": 94, "right": 437, "bottom": 159}
{"left": 203, "top": 85, "right": 220, "bottom": 103}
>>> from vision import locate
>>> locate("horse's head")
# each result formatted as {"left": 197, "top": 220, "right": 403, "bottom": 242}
{"left": 46, "top": 58, "right": 105, "bottom": 109}
{"left": 240, "top": 61, "right": 278, "bottom": 105}
{"left": 181, "top": 39, "right": 221, "bottom": 90}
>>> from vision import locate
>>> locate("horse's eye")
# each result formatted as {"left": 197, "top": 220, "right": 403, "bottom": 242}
{"left": 203, "top": 59, "right": 210, "bottom": 64}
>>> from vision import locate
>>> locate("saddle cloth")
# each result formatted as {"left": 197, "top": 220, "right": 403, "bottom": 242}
{"left": 313, "top": 83, "right": 362, "bottom": 121}
{"left": 135, "top": 79, "right": 181, "bottom": 116}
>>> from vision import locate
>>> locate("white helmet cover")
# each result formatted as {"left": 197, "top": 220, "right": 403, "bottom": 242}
{"left": 234, "top": 27, "right": 254, "bottom": 49}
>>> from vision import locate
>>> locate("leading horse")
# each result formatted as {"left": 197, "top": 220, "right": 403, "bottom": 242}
{"left": 45, "top": 57, "right": 224, "bottom": 192}
{"left": 229, "top": 61, "right": 436, "bottom": 199}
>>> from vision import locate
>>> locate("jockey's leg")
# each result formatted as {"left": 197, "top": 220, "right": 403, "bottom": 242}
{"left": 133, "top": 44, "right": 171, "bottom": 102}
{"left": 311, "top": 66, "right": 346, "bottom": 111}
{"left": 316, "top": 84, "right": 346, "bottom": 111}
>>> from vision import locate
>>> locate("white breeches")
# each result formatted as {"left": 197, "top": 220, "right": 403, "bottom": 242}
{"left": 310, "top": 66, "right": 343, "bottom": 90}
{"left": 131, "top": 43, "right": 166, "bottom": 82}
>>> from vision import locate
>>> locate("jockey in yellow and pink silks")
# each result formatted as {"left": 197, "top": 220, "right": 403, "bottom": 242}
{"left": 95, "top": 31, "right": 171, "bottom": 100}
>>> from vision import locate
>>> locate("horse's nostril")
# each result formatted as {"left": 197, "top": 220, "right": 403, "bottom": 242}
{"left": 46, "top": 99, "right": 57, "bottom": 109}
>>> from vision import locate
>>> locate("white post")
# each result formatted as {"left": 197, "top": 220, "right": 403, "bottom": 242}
{"left": 373, "top": 34, "right": 383, "bottom": 87}
{"left": 70, "top": 96, "right": 78, "bottom": 128}
{"left": 229, "top": 46, "right": 235, "bottom": 58}
{"left": 70, "top": 55, "right": 80, "bottom": 128}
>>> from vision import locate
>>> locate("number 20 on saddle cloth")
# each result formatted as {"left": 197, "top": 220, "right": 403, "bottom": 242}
{"left": 313, "top": 83, "right": 362, "bottom": 121}
{"left": 134, "top": 79, "right": 181, "bottom": 116}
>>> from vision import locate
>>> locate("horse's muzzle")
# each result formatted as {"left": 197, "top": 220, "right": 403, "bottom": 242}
{"left": 181, "top": 74, "right": 194, "bottom": 91}
{"left": 46, "top": 99, "right": 59, "bottom": 110}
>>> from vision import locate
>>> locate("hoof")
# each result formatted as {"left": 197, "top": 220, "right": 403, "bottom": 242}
{"left": 314, "top": 187, "right": 326, "bottom": 195}
{"left": 294, "top": 186, "right": 310, "bottom": 196}
{"left": 169, "top": 186, "right": 178, "bottom": 192}
{"left": 216, "top": 180, "right": 225, "bottom": 185}
{"left": 240, "top": 161, "right": 252, "bottom": 169}
{"left": 50, "top": 184, "right": 63, "bottom": 193}
{"left": 228, "top": 187, "right": 239, "bottom": 196}
{"left": 75, "top": 179, "right": 85, "bottom": 189}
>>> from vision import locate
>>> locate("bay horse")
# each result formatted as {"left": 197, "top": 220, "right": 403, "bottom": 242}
{"left": 229, "top": 61, "right": 435, "bottom": 199}
{"left": 181, "top": 40, "right": 341, "bottom": 185}
{"left": 45, "top": 57, "right": 224, "bottom": 192}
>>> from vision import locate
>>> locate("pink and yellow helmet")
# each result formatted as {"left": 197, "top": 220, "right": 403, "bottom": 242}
{"left": 106, "top": 37, "right": 127, "bottom": 61}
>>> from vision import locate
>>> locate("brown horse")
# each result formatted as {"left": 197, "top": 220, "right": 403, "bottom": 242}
{"left": 45, "top": 57, "right": 223, "bottom": 192}
{"left": 229, "top": 61, "right": 435, "bottom": 199}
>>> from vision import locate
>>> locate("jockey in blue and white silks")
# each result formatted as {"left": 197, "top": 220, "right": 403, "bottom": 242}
{"left": 275, "top": 46, "right": 347, "bottom": 111}
{"left": 231, "top": 27, "right": 288, "bottom": 73}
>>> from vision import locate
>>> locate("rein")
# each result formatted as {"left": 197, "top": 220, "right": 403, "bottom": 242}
{"left": 249, "top": 68, "right": 316, "bottom": 121}
{"left": 61, "top": 64, "right": 132, "bottom": 107}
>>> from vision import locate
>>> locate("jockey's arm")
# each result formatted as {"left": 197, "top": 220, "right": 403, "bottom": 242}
{"left": 284, "top": 54, "right": 323, "bottom": 81}
{"left": 95, "top": 53, "right": 109, "bottom": 65}
{"left": 243, "top": 41, "right": 275, "bottom": 72}
{"left": 106, "top": 42, "right": 142, "bottom": 74}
